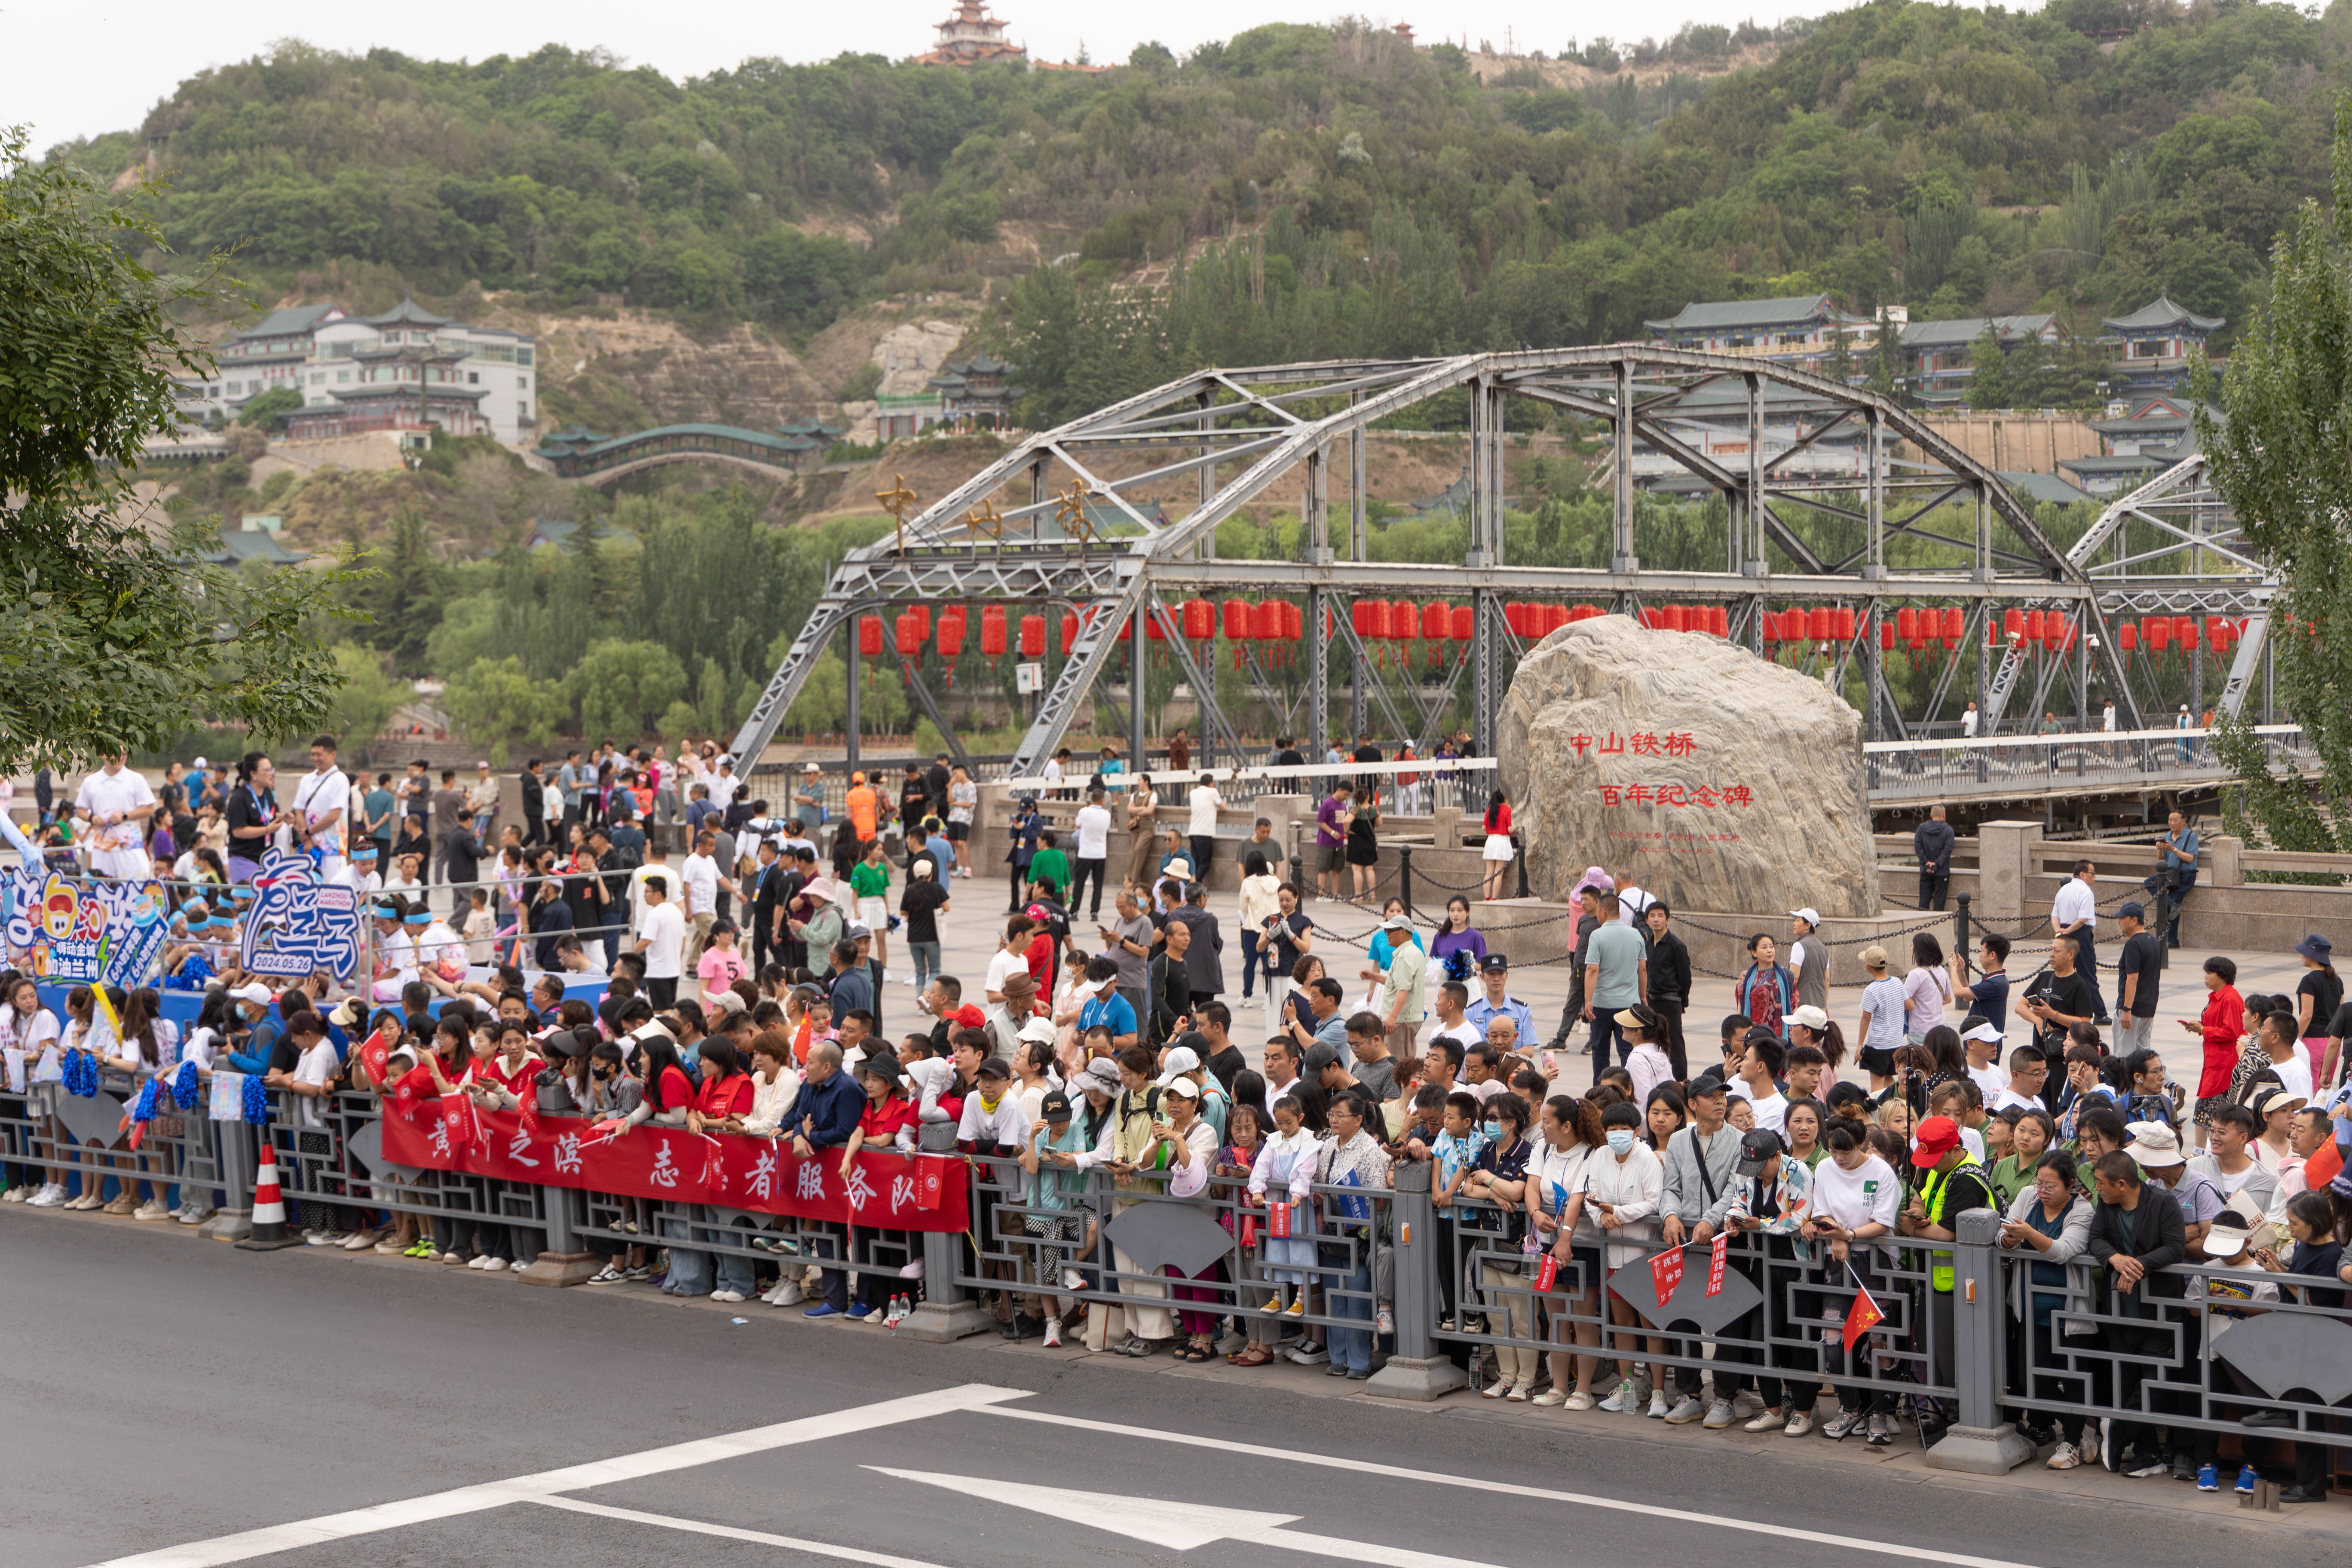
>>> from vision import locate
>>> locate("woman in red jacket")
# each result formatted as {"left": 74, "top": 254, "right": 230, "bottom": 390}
{"left": 2182, "top": 954, "right": 2245, "bottom": 1153}
{"left": 664, "top": 1036, "right": 759, "bottom": 1302}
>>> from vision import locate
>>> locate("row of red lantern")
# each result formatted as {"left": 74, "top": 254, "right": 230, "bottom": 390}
{"left": 1636, "top": 605, "right": 1732, "bottom": 636}
{"left": 1761, "top": 607, "right": 1862, "bottom": 644}
{"left": 2117, "top": 616, "right": 2244, "bottom": 655}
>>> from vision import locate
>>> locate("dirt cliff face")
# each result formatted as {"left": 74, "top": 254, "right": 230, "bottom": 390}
{"left": 531, "top": 312, "right": 837, "bottom": 433}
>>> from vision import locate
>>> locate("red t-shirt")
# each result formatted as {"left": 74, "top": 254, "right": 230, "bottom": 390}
{"left": 857, "top": 1095, "right": 916, "bottom": 1144}
{"left": 472, "top": 1051, "right": 543, "bottom": 1096}
{"left": 648, "top": 1063, "right": 697, "bottom": 1115}
{"left": 695, "top": 1071, "right": 754, "bottom": 1119}
{"left": 1024, "top": 932, "right": 1055, "bottom": 989}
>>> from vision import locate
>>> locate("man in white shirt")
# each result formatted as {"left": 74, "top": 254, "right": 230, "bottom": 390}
{"left": 290, "top": 735, "right": 352, "bottom": 879}
{"left": 1611, "top": 869, "right": 1654, "bottom": 926}
{"left": 705, "top": 757, "right": 741, "bottom": 814}
{"left": 680, "top": 829, "right": 727, "bottom": 975}
{"left": 1428, "top": 980, "right": 1481, "bottom": 1052}
{"left": 1185, "top": 774, "right": 1222, "bottom": 880}
{"left": 1961, "top": 701, "right": 1979, "bottom": 738}
{"left": 633, "top": 873, "right": 687, "bottom": 1010}
{"left": 1072, "top": 786, "right": 1113, "bottom": 921}
{"left": 1736, "top": 1034, "right": 1788, "bottom": 1135}
{"left": 2050, "top": 859, "right": 2103, "bottom": 1018}
{"left": 75, "top": 755, "right": 158, "bottom": 879}
{"left": 1960, "top": 1020, "right": 2009, "bottom": 1102}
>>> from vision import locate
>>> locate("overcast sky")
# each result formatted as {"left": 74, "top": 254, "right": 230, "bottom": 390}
{"left": 3, "top": 0, "right": 1849, "bottom": 153}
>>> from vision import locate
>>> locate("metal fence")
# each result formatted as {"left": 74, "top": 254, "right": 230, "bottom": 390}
{"left": 11, "top": 1075, "right": 2350, "bottom": 1486}
{"left": 1863, "top": 723, "right": 2313, "bottom": 803}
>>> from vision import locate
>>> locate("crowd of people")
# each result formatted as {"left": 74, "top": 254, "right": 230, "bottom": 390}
{"left": 5, "top": 745, "right": 2352, "bottom": 1502}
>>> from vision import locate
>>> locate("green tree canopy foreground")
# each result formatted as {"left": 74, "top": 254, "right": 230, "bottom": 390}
{"left": 0, "top": 129, "right": 355, "bottom": 770}
{"left": 2197, "top": 94, "right": 2352, "bottom": 859}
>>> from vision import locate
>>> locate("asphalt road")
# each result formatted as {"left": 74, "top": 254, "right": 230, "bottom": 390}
{"left": 9, "top": 1211, "right": 2346, "bottom": 1568}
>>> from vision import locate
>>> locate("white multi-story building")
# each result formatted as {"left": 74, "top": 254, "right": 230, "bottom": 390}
{"left": 174, "top": 298, "right": 539, "bottom": 444}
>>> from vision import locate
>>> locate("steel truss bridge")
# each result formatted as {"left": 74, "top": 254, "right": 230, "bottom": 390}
{"left": 729, "top": 348, "right": 2266, "bottom": 782}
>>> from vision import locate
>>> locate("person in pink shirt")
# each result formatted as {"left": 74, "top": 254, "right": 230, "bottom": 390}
{"left": 697, "top": 917, "right": 748, "bottom": 999}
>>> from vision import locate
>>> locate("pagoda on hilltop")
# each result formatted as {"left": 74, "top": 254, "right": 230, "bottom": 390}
{"left": 918, "top": 0, "right": 1027, "bottom": 65}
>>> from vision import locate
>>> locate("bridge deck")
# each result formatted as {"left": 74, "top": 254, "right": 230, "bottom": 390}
{"left": 1864, "top": 723, "right": 2311, "bottom": 806}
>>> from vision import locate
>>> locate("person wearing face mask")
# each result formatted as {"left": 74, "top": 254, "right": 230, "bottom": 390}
{"left": 1461, "top": 1092, "right": 1539, "bottom": 1400}
{"left": 1801, "top": 1115, "right": 1902, "bottom": 1443}
{"left": 1583, "top": 1100, "right": 1667, "bottom": 1415}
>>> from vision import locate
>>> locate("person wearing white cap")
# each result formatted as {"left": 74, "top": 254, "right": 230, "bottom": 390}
{"left": 1786, "top": 908, "right": 1828, "bottom": 1014}
{"left": 1960, "top": 1020, "right": 2008, "bottom": 1103}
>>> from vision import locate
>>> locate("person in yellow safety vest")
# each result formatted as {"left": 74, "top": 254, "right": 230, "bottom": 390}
{"left": 844, "top": 772, "right": 879, "bottom": 843}
{"left": 1898, "top": 1113, "right": 1995, "bottom": 1412}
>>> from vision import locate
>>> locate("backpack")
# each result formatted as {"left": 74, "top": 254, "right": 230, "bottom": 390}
{"left": 605, "top": 826, "right": 645, "bottom": 874}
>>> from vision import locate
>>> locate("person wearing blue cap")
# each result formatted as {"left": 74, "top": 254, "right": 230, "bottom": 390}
{"left": 368, "top": 899, "right": 420, "bottom": 1003}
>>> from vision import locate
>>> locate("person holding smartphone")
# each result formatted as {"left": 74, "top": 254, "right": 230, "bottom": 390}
{"left": 1262, "top": 885, "right": 1315, "bottom": 1039}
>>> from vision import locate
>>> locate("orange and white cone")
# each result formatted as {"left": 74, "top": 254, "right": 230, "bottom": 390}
{"left": 235, "top": 1147, "right": 299, "bottom": 1251}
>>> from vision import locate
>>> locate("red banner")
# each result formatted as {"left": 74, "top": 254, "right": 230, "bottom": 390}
{"left": 378, "top": 1100, "right": 970, "bottom": 1232}
{"left": 1650, "top": 1246, "right": 1685, "bottom": 1300}
{"left": 1706, "top": 1230, "right": 1728, "bottom": 1297}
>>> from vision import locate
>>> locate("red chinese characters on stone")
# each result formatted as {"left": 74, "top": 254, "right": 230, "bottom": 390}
{"left": 1599, "top": 782, "right": 1752, "bottom": 809}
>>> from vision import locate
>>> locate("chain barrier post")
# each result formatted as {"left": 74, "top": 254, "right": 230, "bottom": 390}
{"left": 1954, "top": 891, "right": 1972, "bottom": 972}
{"left": 1397, "top": 845, "right": 1415, "bottom": 922}
{"left": 1923, "top": 1208, "right": 2033, "bottom": 1474}
{"left": 1513, "top": 839, "right": 1531, "bottom": 900}
{"left": 2151, "top": 878, "right": 2171, "bottom": 971}
{"left": 1365, "top": 1160, "right": 1466, "bottom": 1401}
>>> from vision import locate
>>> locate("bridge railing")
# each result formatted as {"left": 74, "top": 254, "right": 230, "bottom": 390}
{"left": 1862, "top": 723, "right": 2309, "bottom": 801}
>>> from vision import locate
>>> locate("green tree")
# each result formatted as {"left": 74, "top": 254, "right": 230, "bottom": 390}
{"left": 322, "top": 644, "right": 406, "bottom": 756}
{"left": 349, "top": 509, "right": 449, "bottom": 673}
{"left": 1966, "top": 324, "right": 2012, "bottom": 410}
{"left": 445, "top": 655, "right": 567, "bottom": 756}
{"left": 778, "top": 641, "right": 848, "bottom": 735}
{"left": 235, "top": 386, "right": 303, "bottom": 427}
{"left": 566, "top": 637, "right": 687, "bottom": 743}
{"left": 2194, "top": 97, "right": 2352, "bottom": 859}
{"left": 0, "top": 129, "right": 353, "bottom": 771}
{"left": 1821, "top": 318, "right": 1856, "bottom": 386}
{"left": 1866, "top": 307, "right": 1904, "bottom": 400}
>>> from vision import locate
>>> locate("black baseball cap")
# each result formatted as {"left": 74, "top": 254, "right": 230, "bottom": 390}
{"left": 1736, "top": 1127, "right": 1785, "bottom": 1176}
{"left": 1040, "top": 1090, "right": 1073, "bottom": 1122}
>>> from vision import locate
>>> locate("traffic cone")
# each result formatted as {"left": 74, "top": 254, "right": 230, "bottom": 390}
{"left": 235, "top": 1146, "right": 300, "bottom": 1251}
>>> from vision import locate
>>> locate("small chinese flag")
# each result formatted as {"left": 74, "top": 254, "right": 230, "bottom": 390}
{"left": 1842, "top": 1274, "right": 1885, "bottom": 1352}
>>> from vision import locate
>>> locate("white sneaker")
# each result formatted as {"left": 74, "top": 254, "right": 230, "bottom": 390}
{"left": 1531, "top": 1388, "right": 1567, "bottom": 1407}
{"left": 342, "top": 1230, "right": 378, "bottom": 1250}
{"left": 1648, "top": 1390, "right": 1670, "bottom": 1419}
{"left": 467, "top": 1254, "right": 490, "bottom": 1268}
{"left": 179, "top": 1204, "right": 212, "bottom": 1225}
{"left": 134, "top": 1198, "right": 172, "bottom": 1221}
{"left": 1565, "top": 1390, "right": 1596, "bottom": 1410}
{"left": 28, "top": 1183, "right": 65, "bottom": 1207}
{"left": 0, "top": 1185, "right": 23, "bottom": 1202}
{"left": 1744, "top": 1408, "right": 1786, "bottom": 1433}
{"left": 1663, "top": 1393, "right": 1706, "bottom": 1425}
{"left": 1783, "top": 1409, "right": 1815, "bottom": 1437}
{"left": 2046, "top": 1442, "right": 2082, "bottom": 1470}
{"left": 767, "top": 1280, "right": 807, "bottom": 1307}
{"left": 712, "top": 1289, "right": 747, "bottom": 1303}
{"left": 1506, "top": 1381, "right": 1531, "bottom": 1402}
{"left": 479, "top": 1257, "right": 509, "bottom": 1272}
{"left": 1042, "top": 1317, "right": 1063, "bottom": 1348}
{"left": 1703, "top": 1399, "right": 1736, "bottom": 1430}
{"left": 1731, "top": 1389, "right": 1767, "bottom": 1420}
{"left": 1598, "top": 1378, "right": 1635, "bottom": 1413}
{"left": 1376, "top": 1305, "right": 1394, "bottom": 1336}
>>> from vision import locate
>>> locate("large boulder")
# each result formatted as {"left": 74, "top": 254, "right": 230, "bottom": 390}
{"left": 1496, "top": 615, "right": 1881, "bottom": 918}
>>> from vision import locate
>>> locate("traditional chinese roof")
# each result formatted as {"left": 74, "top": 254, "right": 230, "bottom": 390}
{"left": 1899, "top": 313, "right": 2056, "bottom": 349}
{"left": 230, "top": 303, "right": 345, "bottom": 343}
{"left": 362, "top": 296, "right": 453, "bottom": 328}
{"left": 2101, "top": 295, "right": 2224, "bottom": 333}
{"left": 1645, "top": 294, "right": 1869, "bottom": 334}
{"left": 1997, "top": 470, "right": 2098, "bottom": 505}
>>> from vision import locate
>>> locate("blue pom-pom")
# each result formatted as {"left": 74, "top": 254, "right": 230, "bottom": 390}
{"left": 241, "top": 1073, "right": 269, "bottom": 1126}
{"left": 132, "top": 1078, "right": 160, "bottom": 1123}
{"left": 62, "top": 1050, "right": 97, "bottom": 1097}
{"left": 172, "top": 1060, "right": 199, "bottom": 1108}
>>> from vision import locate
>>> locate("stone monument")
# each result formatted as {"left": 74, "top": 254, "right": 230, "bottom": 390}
{"left": 1496, "top": 614, "right": 1881, "bottom": 918}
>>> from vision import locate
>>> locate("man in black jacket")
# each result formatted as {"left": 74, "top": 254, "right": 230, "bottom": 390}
{"left": 1914, "top": 804, "right": 1956, "bottom": 912}
{"left": 1643, "top": 902, "right": 1693, "bottom": 1079}
{"left": 2085, "top": 1149, "right": 2190, "bottom": 1476}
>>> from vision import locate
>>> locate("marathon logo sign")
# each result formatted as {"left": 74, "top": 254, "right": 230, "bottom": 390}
{"left": 3, "top": 870, "right": 170, "bottom": 988}
{"left": 380, "top": 1100, "right": 968, "bottom": 1231}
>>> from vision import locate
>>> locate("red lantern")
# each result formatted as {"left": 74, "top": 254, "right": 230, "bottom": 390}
{"left": 1879, "top": 622, "right": 1895, "bottom": 651}
{"left": 2176, "top": 616, "right": 2197, "bottom": 650}
{"left": 1801, "top": 607, "right": 1825, "bottom": 642}
{"left": 1763, "top": 612, "right": 1782, "bottom": 644}
{"left": 894, "top": 609, "right": 922, "bottom": 657}
{"left": 978, "top": 606, "right": 1006, "bottom": 657}
{"left": 2119, "top": 623, "right": 2138, "bottom": 653}
{"left": 1249, "top": 602, "right": 1279, "bottom": 641}
{"left": 908, "top": 605, "right": 931, "bottom": 644}
{"left": 1835, "top": 607, "right": 1855, "bottom": 641}
{"left": 2023, "top": 609, "right": 2043, "bottom": 642}
{"left": 1449, "top": 605, "right": 1475, "bottom": 641}
{"left": 1221, "top": 599, "right": 1250, "bottom": 641}
{"left": 1896, "top": 607, "right": 1918, "bottom": 641}
{"left": 1182, "top": 598, "right": 1215, "bottom": 640}
{"left": 937, "top": 610, "right": 966, "bottom": 658}
{"left": 2004, "top": 608, "right": 2024, "bottom": 639}
{"left": 1145, "top": 611, "right": 1167, "bottom": 642}
{"left": 1710, "top": 606, "right": 1730, "bottom": 637}
{"left": 2148, "top": 617, "right": 2170, "bottom": 652}
{"left": 1280, "top": 602, "right": 1301, "bottom": 640}
{"left": 1060, "top": 612, "right": 1079, "bottom": 655}
{"left": 1019, "top": 613, "right": 1044, "bottom": 659}
{"left": 858, "top": 615, "right": 884, "bottom": 658}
